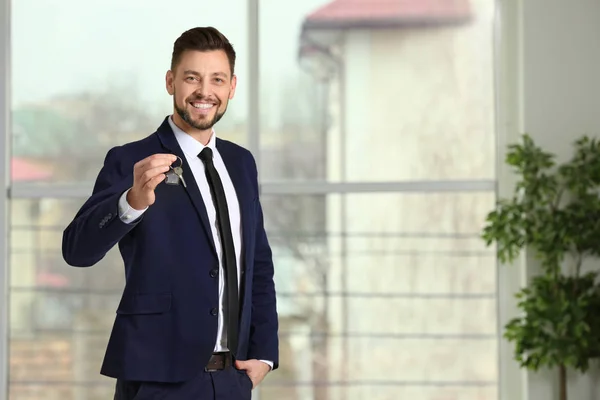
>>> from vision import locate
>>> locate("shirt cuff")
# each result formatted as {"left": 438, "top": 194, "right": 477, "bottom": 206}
{"left": 259, "top": 360, "right": 273, "bottom": 370}
{"left": 118, "top": 189, "right": 147, "bottom": 223}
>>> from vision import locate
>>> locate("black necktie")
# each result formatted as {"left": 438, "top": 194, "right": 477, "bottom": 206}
{"left": 198, "top": 147, "right": 238, "bottom": 355}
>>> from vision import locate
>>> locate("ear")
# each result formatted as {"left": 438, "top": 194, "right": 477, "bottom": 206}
{"left": 229, "top": 75, "right": 237, "bottom": 100}
{"left": 166, "top": 70, "right": 175, "bottom": 95}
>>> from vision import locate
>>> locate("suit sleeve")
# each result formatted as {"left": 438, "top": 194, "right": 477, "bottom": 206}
{"left": 246, "top": 153, "right": 279, "bottom": 369}
{"left": 62, "top": 146, "right": 142, "bottom": 267}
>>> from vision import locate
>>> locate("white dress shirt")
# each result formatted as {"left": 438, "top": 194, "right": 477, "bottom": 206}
{"left": 118, "top": 116, "right": 272, "bottom": 369}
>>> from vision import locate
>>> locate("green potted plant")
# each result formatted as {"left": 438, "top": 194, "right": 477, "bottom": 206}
{"left": 481, "top": 134, "right": 600, "bottom": 400}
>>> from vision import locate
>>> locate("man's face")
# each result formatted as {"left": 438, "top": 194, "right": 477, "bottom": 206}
{"left": 166, "top": 50, "right": 236, "bottom": 133}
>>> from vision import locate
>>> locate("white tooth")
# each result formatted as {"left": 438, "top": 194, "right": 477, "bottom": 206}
{"left": 193, "top": 103, "right": 213, "bottom": 109}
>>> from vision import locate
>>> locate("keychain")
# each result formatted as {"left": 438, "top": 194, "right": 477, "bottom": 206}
{"left": 165, "top": 156, "right": 187, "bottom": 188}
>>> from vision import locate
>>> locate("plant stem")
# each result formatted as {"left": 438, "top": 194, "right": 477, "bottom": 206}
{"left": 559, "top": 364, "right": 567, "bottom": 400}
{"left": 553, "top": 188, "right": 564, "bottom": 210}
{"left": 575, "top": 252, "right": 583, "bottom": 279}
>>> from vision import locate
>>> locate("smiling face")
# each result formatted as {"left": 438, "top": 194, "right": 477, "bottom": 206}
{"left": 166, "top": 49, "right": 237, "bottom": 140}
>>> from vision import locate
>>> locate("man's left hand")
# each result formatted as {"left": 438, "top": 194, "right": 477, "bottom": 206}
{"left": 235, "top": 359, "right": 271, "bottom": 389}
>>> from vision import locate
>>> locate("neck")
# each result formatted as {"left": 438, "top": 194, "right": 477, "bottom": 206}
{"left": 171, "top": 113, "right": 213, "bottom": 146}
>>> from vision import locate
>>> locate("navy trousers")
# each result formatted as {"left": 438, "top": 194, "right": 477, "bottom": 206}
{"left": 114, "top": 366, "right": 253, "bottom": 400}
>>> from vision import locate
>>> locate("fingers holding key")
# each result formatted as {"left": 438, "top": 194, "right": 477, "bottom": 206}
{"left": 128, "top": 154, "right": 178, "bottom": 210}
{"left": 134, "top": 154, "right": 177, "bottom": 180}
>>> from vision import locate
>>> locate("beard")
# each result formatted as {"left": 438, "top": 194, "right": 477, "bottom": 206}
{"left": 174, "top": 92, "right": 228, "bottom": 131}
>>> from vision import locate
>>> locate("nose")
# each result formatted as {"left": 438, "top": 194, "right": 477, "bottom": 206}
{"left": 195, "top": 78, "right": 212, "bottom": 97}
{"left": 194, "top": 88, "right": 208, "bottom": 99}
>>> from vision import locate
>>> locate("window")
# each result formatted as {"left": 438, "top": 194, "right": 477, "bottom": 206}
{"left": 5, "top": 0, "right": 498, "bottom": 399}
{"left": 11, "top": 0, "right": 249, "bottom": 184}
{"left": 259, "top": 0, "right": 495, "bottom": 183}
{"left": 8, "top": 1, "right": 248, "bottom": 398}
{"left": 258, "top": 0, "right": 497, "bottom": 399}
{"left": 259, "top": 192, "right": 497, "bottom": 400}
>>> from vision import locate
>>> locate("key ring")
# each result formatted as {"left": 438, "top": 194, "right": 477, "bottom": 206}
{"left": 170, "top": 156, "right": 183, "bottom": 170}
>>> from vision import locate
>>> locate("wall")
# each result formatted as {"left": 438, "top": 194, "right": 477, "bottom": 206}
{"left": 499, "top": 0, "right": 600, "bottom": 399}
{"left": 523, "top": 0, "right": 600, "bottom": 398}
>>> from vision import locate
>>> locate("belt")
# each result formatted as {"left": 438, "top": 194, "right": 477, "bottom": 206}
{"left": 205, "top": 351, "right": 232, "bottom": 372}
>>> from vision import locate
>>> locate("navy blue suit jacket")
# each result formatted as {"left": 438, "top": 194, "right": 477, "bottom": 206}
{"left": 62, "top": 117, "right": 279, "bottom": 383}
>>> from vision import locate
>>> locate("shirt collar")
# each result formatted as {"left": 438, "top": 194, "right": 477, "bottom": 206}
{"left": 168, "top": 115, "right": 216, "bottom": 158}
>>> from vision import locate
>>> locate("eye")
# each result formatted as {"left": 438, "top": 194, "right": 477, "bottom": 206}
{"left": 185, "top": 76, "right": 197, "bottom": 82}
{"left": 215, "top": 78, "right": 224, "bottom": 83}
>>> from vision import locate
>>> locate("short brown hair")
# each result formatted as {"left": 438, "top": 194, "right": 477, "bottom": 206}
{"left": 171, "top": 27, "right": 236, "bottom": 75}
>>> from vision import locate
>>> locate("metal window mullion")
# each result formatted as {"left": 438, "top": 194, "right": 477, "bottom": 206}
{"left": 9, "top": 180, "right": 497, "bottom": 199}
{"left": 0, "top": 0, "right": 10, "bottom": 397}
{"left": 248, "top": 0, "right": 260, "bottom": 171}
{"left": 493, "top": 1, "right": 526, "bottom": 400}
{"left": 248, "top": 3, "right": 262, "bottom": 400}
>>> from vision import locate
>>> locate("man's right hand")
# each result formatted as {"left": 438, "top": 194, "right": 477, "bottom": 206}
{"left": 127, "top": 154, "right": 177, "bottom": 210}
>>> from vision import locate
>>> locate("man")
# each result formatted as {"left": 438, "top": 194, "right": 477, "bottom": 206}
{"left": 62, "top": 27, "right": 278, "bottom": 399}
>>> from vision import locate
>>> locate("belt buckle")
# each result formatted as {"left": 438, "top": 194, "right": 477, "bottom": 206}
{"left": 205, "top": 355, "right": 217, "bottom": 372}
{"left": 204, "top": 359, "right": 219, "bottom": 372}
{"left": 205, "top": 364, "right": 219, "bottom": 372}
{"left": 204, "top": 353, "right": 225, "bottom": 372}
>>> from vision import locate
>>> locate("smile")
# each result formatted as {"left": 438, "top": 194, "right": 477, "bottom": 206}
{"left": 191, "top": 102, "right": 215, "bottom": 109}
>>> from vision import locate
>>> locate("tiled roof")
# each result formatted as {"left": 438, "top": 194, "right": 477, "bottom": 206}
{"left": 304, "top": 0, "right": 471, "bottom": 29}
{"left": 12, "top": 157, "right": 52, "bottom": 182}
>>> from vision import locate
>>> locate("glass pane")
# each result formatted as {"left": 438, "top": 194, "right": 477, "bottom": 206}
{"left": 256, "top": 192, "right": 498, "bottom": 400}
{"left": 9, "top": 198, "right": 123, "bottom": 400}
{"left": 259, "top": 0, "right": 495, "bottom": 182}
{"left": 9, "top": 190, "right": 497, "bottom": 400}
{"left": 11, "top": 0, "right": 248, "bottom": 185}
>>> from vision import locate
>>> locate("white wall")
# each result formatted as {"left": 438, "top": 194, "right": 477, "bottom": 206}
{"left": 498, "top": 0, "right": 600, "bottom": 399}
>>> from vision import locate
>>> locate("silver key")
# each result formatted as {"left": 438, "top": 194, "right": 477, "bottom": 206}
{"left": 173, "top": 166, "right": 187, "bottom": 188}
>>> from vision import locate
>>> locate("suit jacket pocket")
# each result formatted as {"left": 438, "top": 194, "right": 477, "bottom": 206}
{"left": 116, "top": 292, "right": 172, "bottom": 315}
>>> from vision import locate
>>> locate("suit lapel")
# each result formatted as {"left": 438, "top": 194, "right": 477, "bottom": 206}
{"left": 155, "top": 117, "right": 217, "bottom": 256}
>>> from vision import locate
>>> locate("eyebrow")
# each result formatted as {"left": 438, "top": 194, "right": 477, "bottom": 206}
{"left": 183, "top": 70, "right": 229, "bottom": 79}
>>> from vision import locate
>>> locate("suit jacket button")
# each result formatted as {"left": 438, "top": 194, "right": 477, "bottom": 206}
{"left": 210, "top": 308, "right": 218, "bottom": 316}
{"left": 209, "top": 269, "right": 218, "bottom": 278}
